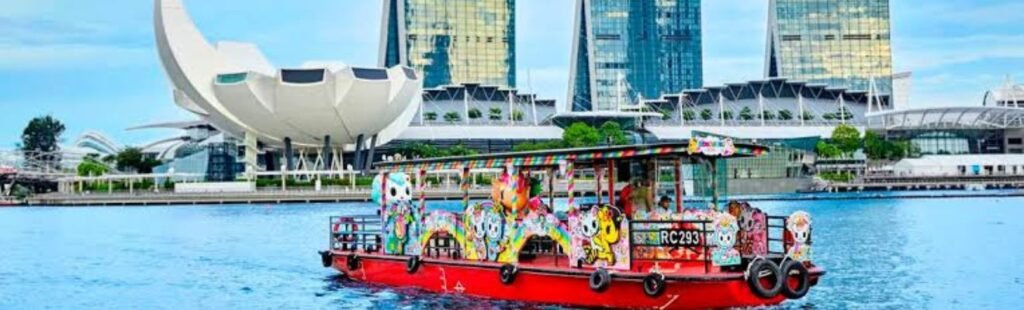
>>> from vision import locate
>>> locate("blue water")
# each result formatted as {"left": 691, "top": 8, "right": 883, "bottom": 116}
{"left": 1, "top": 196, "right": 1023, "bottom": 309}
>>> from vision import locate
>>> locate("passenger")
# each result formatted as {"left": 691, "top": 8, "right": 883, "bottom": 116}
{"left": 618, "top": 179, "right": 636, "bottom": 217}
{"left": 632, "top": 179, "right": 654, "bottom": 214}
{"left": 658, "top": 196, "right": 672, "bottom": 212}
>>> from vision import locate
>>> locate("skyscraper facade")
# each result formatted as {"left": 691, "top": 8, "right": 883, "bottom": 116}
{"left": 765, "top": 0, "right": 893, "bottom": 94}
{"left": 380, "top": 0, "right": 516, "bottom": 88}
{"left": 568, "top": 0, "right": 703, "bottom": 112}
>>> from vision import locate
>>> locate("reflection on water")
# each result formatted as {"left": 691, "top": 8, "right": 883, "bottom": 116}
{"left": 1, "top": 196, "right": 1022, "bottom": 309}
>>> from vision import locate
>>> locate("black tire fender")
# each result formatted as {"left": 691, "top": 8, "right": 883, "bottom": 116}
{"left": 319, "top": 251, "right": 332, "bottom": 268}
{"left": 346, "top": 254, "right": 360, "bottom": 271}
{"left": 589, "top": 268, "right": 611, "bottom": 293}
{"left": 642, "top": 273, "right": 666, "bottom": 298}
{"left": 406, "top": 256, "right": 420, "bottom": 274}
{"left": 499, "top": 264, "right": 517, "bottom": 285}
{"left": 780, "top": 260, "right": 810, "bottom": 299}
{"left": 746, "top": 259, "right": 784, "bottom": 299}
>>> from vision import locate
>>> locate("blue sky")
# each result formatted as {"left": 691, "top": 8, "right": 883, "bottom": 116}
{"left": 1, "top": 0, "right": 1022, "bottom": 147}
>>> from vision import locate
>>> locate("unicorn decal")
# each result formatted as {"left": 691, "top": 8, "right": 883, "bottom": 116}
{"left": 711, "top": 213, "right": 741, "bottom": 266}
{"left": 464, "top": 202, "right": 508, "bottom": 261}
{"left": 372, "top": 173, "right": 420, "bottom": 255}
{"left": 786, "top": 211, "right": 813, "bottom": 262}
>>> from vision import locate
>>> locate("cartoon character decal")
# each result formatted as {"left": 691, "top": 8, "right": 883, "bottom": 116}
{"left": 497, "top": 211, "right": 572, "bottom": 263}
{"left": 382, "top": 202, "right": 419, "bottom": 255}
{"left": 463, "top": 202, "right": 508, "bottom": 261}
{"left": 711, "top": 213, "right": 741, "bottom": 266}
{"left": 492, "top": 172, "right": 530, "bottom": 216}
{"left": 688, "top": 137, "right": 738, "bottom": 157}
{"left": 568, "top": 205, "right": 630, "bottom": 269}
{"left": 786, "top": 211, "right": 812, "bottom": 262}
{"left": 736, "top": 202, "right": 768, "bottom": 257}
{"left": 418, "top": 210, "right": 467, "bottom": 254}
{"left": 373, "top": 173, "right": 420, "bottom": 256}
{"left": 371, "top": 173, "right": 413, "bottom": 205}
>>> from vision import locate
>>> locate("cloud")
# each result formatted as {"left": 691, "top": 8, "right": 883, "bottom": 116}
{"left": 896, "top": 34, "right": 1024, "bottom": 71}
{"left": 0, "top": 43, "right": 151, "bottom": 70}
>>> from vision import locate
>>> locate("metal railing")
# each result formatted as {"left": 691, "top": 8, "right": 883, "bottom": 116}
{"left": 329, "top": 215, "right": 382, "bottom": 253}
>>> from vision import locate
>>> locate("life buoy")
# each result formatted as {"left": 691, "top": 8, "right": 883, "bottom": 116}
{"left": 746, "top": 259, "right": 783, "bottom": 299}
{"left": 406, "top": 256, "right": 420, "bottom": 274}
{"left": 499, "top": 264, "right": 517, "bottom": 285}
{"left": 346, "top": 254, "right": 360, "bottom": 271}
{"left": 589, "top": 268, "right": 611, "bottom": 292}
{"left": 319, "top": 251, "right": 332, "bottom": 268}
{"left": 642, "top": 273, "right": 666, "bottom": 297}
{"left": 780, "top": 260, "right": 810, "bottom": 299}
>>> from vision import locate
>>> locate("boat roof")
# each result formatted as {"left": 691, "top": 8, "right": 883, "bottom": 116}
{"left": 375, "top": 141, "right": 767, "bottom": 172}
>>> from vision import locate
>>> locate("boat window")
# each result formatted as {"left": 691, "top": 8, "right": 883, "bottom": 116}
{"left": 216, "top": 72, "right": 247, "bottom": 84}
{"left": 353, "top": 68, "right": 389, "bottom": 80}
{"left": 281, "top": 69, "right": 325, "bottom": 84}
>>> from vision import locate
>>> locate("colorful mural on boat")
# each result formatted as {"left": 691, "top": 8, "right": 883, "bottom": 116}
{"left": 729, "top": 201, "right": 768, "bottom": 257}
{"left": 498, "top": 210, "right": 571, "bottom": 263}
{"left": 787, "top": 211, "right": 813, "bottom": 262}
{"left": 463, "top": 202, "right": 509, "bottom": 261}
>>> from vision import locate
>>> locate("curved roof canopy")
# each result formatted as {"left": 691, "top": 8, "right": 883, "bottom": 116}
{"left": 867, "top": 107, "right": 1024, "bottom": 130}
{"left": 155, "top": 0, "right": 422, "bottom": 148}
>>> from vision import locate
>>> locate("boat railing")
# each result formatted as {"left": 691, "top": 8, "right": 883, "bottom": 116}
{"left": 329, "top": 215, "right": 382, "bottom": 253}
{"left": 766, "top": 215, "right": 812, "bottom": 256}
{"left": 422, "top": 231, "right": 462, "bottom": 260}
{"left": 518, "top": 235, "right": 568, "bottom": 267}
{"left": 628, "top": 220, "right": 714, "bottom": 273}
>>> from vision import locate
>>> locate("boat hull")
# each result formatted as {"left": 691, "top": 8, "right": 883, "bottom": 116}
{"left": 329, "top": 252, "right": 822, "bottom": 309}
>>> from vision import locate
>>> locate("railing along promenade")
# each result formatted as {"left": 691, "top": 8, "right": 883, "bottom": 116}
{"left": 825, "top": 173, "right": 1024, "bottom": 192}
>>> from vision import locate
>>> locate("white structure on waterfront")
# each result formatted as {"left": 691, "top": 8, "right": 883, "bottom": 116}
{"left": 892, "top": 154, "right": 1024, "bottom": 177}
{"left": 984, "top": 76, "right": 1024, "bottom": 108}
{"left": 155, "top": 0, "right": 423, "bottom": 174}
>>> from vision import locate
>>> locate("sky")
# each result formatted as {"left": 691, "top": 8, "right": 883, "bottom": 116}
{"left": 0, "top": 0, "right": 1022, "bottom": 148}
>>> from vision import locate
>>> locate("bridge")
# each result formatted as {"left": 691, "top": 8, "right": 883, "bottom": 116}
{"left": 0, "top": 150, "right": 75, "bottom": 196}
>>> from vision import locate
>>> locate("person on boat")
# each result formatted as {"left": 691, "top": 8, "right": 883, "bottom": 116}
{"left": 632, "top": 179, "right": 654, "bottom": 215}
{"left": 618, "top": 179, "right": 636, "bottom": 216}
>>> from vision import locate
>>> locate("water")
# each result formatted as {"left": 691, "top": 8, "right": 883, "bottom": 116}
{"left": 1, "top": 196, "right": 1023, "bottom": 309}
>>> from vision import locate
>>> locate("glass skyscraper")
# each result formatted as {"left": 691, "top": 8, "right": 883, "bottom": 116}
{"left": 568, "top": 0, "right": 703, "bottom": 112}
{"left": 766, "top": 0, "right": 893, "bottom": 94}
{"left": 380, "top": 0, "right": 516, "bottom": 88}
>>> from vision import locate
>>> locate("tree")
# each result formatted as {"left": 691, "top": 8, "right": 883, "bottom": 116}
{"left": 815, "top": 141, "right": 842, "bottom": 159}
{"left": 762, "top": 109, "right": 776, "bottom": 120}
{"left": 444, "top": 112, "right": 462, "bottom": 123}
{"left": 562, "top": 122, "right": 602, "bottom": 148}
{"left": 77, "top": 158, "right": 108, "bottom": 177}
{"left": 801, "top": 111, "right": 815, "bottom": 121}
{"left": 511, "top": 110, "right": 525, "bottom": 122}
{"left": 831, "top": 124, "right": 862, "bottom": 156}
{"left": 513, "top": 140, "right": 565, "bottom": 152}
{"left": 468, "top": 108, "right": 482, "bottom": 119}
{"left": 115, "top": 147, "right": 161, "bottom": 173}
{"left": 660, "top": 110, "right": 673, "bottom": 121}
{"left": 865, "top": 131, "right": 913, "bottom": 161}
{"left": 779, "top": 109, "right": 794, "bottom": 121}
{"left": 20, "top": 115, "right": 65, "bottom": 164}
{"left": 424, "top": 112, "right": 438, "bottom": 121}
{"left": 700, "top": 109, "right": 714, "bottom": 121}
{"left": 739, "top": 107, "right": 754, "bottom": 121}
{"left": 598, "top": 121, "right": 628, "bottom": 146}
{"left": 721, "top": 110, "right": 734, "bottom": 120}
{"left": 682, "top": 110, "right": 696, "bottom": 121}
{"left": 489, "top": 107, "right": 503, "bottom": 120}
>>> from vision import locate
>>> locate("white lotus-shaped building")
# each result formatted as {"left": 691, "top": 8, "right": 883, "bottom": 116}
{"left": 154, "top": 0, "right": 422, "bottom": 151}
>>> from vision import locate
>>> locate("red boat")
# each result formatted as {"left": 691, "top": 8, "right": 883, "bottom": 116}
{"left": 320, "top": 140, "right": 825, "bottom": 309}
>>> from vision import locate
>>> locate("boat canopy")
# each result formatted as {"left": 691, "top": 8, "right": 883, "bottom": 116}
{"left": 375, "top": 140, "right": 768, "bottom": 173}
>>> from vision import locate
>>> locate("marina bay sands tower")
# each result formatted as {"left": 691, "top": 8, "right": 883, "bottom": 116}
{"left": 765, "top": 0, "right": 894, "bottom": 94}
{"left": 380, "top": 0, "right": 517, "bottom": 89}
